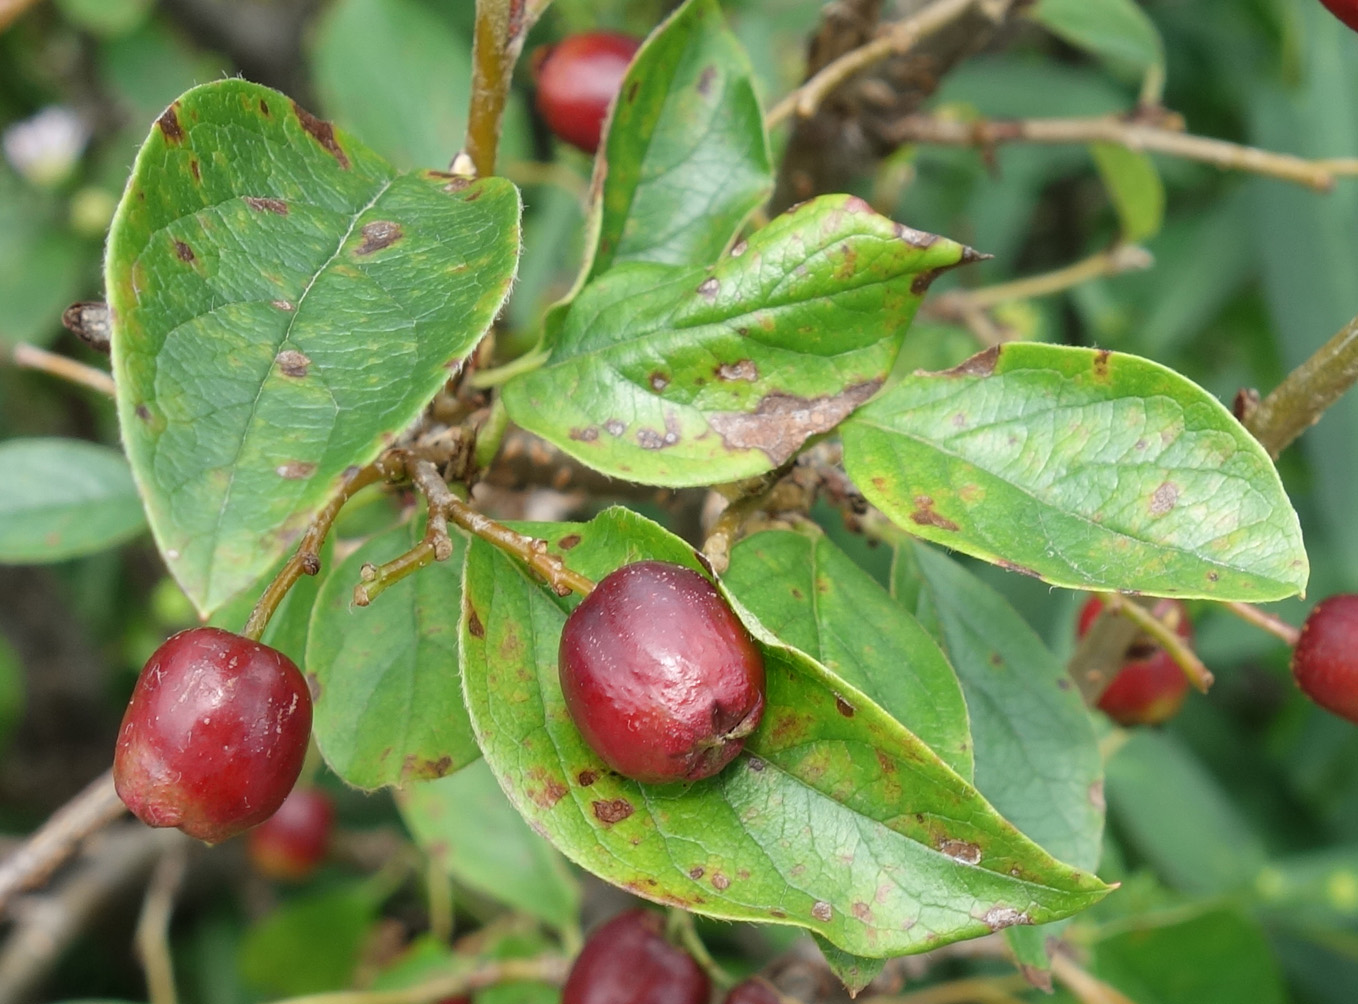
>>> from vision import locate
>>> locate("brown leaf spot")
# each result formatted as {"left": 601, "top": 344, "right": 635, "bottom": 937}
{"left": 636, "top": 413, "right": 682, "bottom": 450}
{"left": 604, "top": 419, "right": 626, "bottom": 437}
{"left": 592, "top": 799, "right": 634, "bottom": 824}
{"left": 135, "top": 404, "right": 151, "bottom": 421}
{"left": 1207, "top": 571, "right": 1220, "bottom": 582}
{"left": 834, "top": 695, "right": 855, "bottom": 717}
{"left": 711, "top": 871, "right": 731, "bottom": 891}
{"left": 463, "top": 187, "right": 483, "bottom": 202}
{"left": 1093, "top": 349, "right": 1111, "bottom": 381}
{"left": 650, "top": 371, "right": 670, "bottom": 392}
{"left": 811, "top": 901, "right": 833, "bottom": 921}
{"left": 689, "top": 866, "right": 705, "bottom": 880}
{"left": 576, "top": 769, "right": 599, "bottom": 786}
{"left": 558, "top": 534, "right": 582, "bottom": 550}
{"left": 244, "top": 196, "right": 288, "bottom": 215}
{"left": 716, "top": 359, "right": 758, "bottom": 382}
{"left": 938, "top": 839, "right": 982, "bottom": 865}
{"left": 569, "top": 426, "right": 599, "bottom": 442}
{"left": 942, "top": 345, "right": 1001, "bottom": 378}
{"left": 275, "top": 349, "right": 311, "bottom": 378}
{"left": 708, "top": 380, "right": 882, "bottom": 465}
{"left": 157, "top": 105, "right": 184, "bottom": 143}
{"left": 852, "top": 901, "right": 873, "bottom": 921}
{"left": 696, "top": 65, "right": 717, "bottom": 96}
{"left": 529, "top": 771, "right": 568, "bottom": 809}
{"left": 982, "top": 906, "right": 1031, "bottom": 931}
{"left": 730, "top": 239, "right": 748, "bottom": 257}
{"left": 275, "top": 461, "right": 316, "bottom": 480}
{"left": 258, "top": 99, "right": 271, "bottom": 116}
{"left": 305, "top": 672, "right": 322, "bottom": 701}
{"left": 746, "top": 757, "right": 765, "bottom": 772}
{"left": 894, "top": 221, "right": 939, "bottom": 248}
{"left": 1149, "top": 481, "right": 1179, "bottom": 517}
{"left": 272, "top": 300, "right": 296, "bottom": 312}
{"left": 173, "top": 241, "right": 195, "bottom": 262}
{"left": 769, "top": 909, "right": 787, "bottom": 919}
{"left": 997, "top": 559, "right": 1041, "bottom": 579}
{"left": 355, "top": 220, "right": 403, "bottom": 256}
{"left": 876, "top": 750, "right": 897, "bottom": 774}
{"left": 467, "top": 608, "right": 485, "bottom": 638}
{"left": 1088, "top": 779, "right": 1105, "bottom": 811}
{"left": 910, "top": 496, "right": 960, "bottom": 532}
{"left": 697, "top": 276, "right": 720, "bottom": 297}
{"left": 189, "top": 159, "right": 200, "bottom": 182}
{"left": 406, "top": 754, "right": 453, "bottom": 780}
{"left": 291, "top": 100, "right": 350, "bottom": 168}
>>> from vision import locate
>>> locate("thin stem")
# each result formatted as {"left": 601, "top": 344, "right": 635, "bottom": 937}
{"left": 1103, "top": 593, "right": 1214, "bottom": 693}
{"left": 466, "top": 0, "right": 538, "bottom": 177}
{"left": 667, "top": 908, "right": 734, "bottom": 988}
{"left": 887, "top": 111, "right": 1358, "bottom": 192}
{"left": 353, "top": 539, "right": 439, "bottom": 608}
{"left": 1049, "top": 952, "right": 1137, "bottom": 1004}
{"left": 928, "top": 244, "right": 1152, "bottom": 315}
{"left": 1225, "top": 601, "right": 1300, "bottom": 647}
{"left": 135, "top": 840, "right": 188, "bottom": 1004}
{"left": 445, "top": 492, "right": 596, "bottom": 597}
{"left": 271, "top": 955, "right": 568, "bottom": 1004}
{"left": 474, "top": 396, "right": 510, "bottom": 472}
{"left": 0, "top": 769, "right": 127, "bottom": 913}
{"left": 10, "top": 343, "right": 116, "bottom": 397}
{"left": 426, "top": 858, "right": 454, "bottom": 944}
{"left": 469, "top": 347, "right": 550, "bottom": 389}
{"left": 766, "top": 0, "right": 987, "bottom": 128}
{"left": 1243, "top": 313, "right": 1358, "bottom": 458}
{"left": 243, "top": 462, "right": 388, "bottom": 640}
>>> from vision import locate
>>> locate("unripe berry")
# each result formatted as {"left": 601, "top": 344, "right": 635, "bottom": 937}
{"left": 1077, "top": 596, "right": 1192, "bottom": 727}
{"left": 531, "top": 32, "right": 641, "bottom": 154}
{"left": 114, "top": 627, "right": 312, "bottom": 844}
{"left": 559, "top": 561, "right": 765, "bottom": 784}
{"left": 247, "top": 787, "right": 334, "bottom": 880}
{"left": 1292, "top": 594, "right": 1358, "bottom": 723}
{"left": 562, "top": 909, "right": 710, "bottom": 1004}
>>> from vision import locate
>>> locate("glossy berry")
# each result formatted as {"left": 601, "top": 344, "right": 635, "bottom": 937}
{"left": 114, "top": 627, "right": 312, "bottom": 844}
{"left": 247, "top": 787, "right": 334, "bottom": 880}
{"left": 1319, "top": 0, "right": 1358, "bottom": 33}
{"left": 559, "top": 561, "right": 766, "bottom": 784}
{"left": 1292, "top": 594, "right": 1358, "bottom": 723}
{"left": 1077, "top": 596, "right": 1192, "bottom": 726}
{"left": 562, "top": 909, "right": 710, "bottom": 1004}
{"left": 724, "top": 978, "right": 781, "bottom": 1004}
{"left": 532, "top": 32, "right": 641, "bottom": 154}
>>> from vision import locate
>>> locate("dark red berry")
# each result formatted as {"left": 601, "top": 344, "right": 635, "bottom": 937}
{"left": 1292, "top": 594, "right": 1358, "bottom": 723}
{"left": 247, "top": 786, "right": 334, "bottom": 880}
{"left": 1078, "top": 596, "right": 1192, "bottom": 727}
{"left": 113, "top": 627, "right": 312, "bottom": 844}
{"left": 559, "top": 561, "right": 766, "bottom": 784}
{"left": 562, "top": 909, "right": 710, "bottom": 1004}
{"left": 1319, "top": 0, "right": 1358, "bottom": 33}
{"left": 531, "top": 32, "right": 641, "bottom": 154}
{"left": 724, "top": 977, "right": 781, "bottom": 1004}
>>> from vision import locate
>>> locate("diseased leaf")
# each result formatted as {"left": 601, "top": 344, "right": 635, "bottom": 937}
{"left": 107, "top": 79, "right": 520, "bottom": 614}
{"left": 844, "top": 343, "right": 1308, "bottom": 600}
{"left": 725, "top": 527, "right": 973, "bottom": 779}
{"left": 505, "top": 194, "right": 979, "bottom": 487}
{"left": 586, "top": 0, "right": 771, "bottom": 278}
{"left": 0, "top": 438, "right": 146, "bottom": 563}
{"left": 814, "top": 936, "right": 885, "bottom": 996}
{"left": 306, "top": 520, "right": 477, "bottom": 789}
{"left": 459, "top": 507, "right": 1109, "bottom": 958}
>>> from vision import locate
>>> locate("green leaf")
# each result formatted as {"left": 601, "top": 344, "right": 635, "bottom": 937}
{"left": 1091, "top": 143, "right": 1164, "bottom": 243}
{"left": 586, "top": 0, "right": 772, "bottom": 279}
{"left": 1028, "top": 0, "right": 1164, "bottom": 79}
{"left": 725, "top": 527, "right": 974, "bottom": 779}
{"left": 0, "top": 633, "right": 25, "bottom": 752}
{"left": 106, "top": 79, "right": 521, "bottom": 615}
{"left": 0, "top": 169, "right": 88, "bottom": 348}
{"left": 398, "top": 759, "right": 581, "bottom": 930}
{"left": 307, "top": 520, "right": 477, "bottom": 789}
{"left": 238, "top": 885, "right": 377, "bottom": 995}
{"left": 813, "top": 937, "right": 885, "bottom": 995}
{"left": 459, "top": 507, "right": 1109, "bottom": 958}
{"left": 843, "top": 343, "right": 1308, "bottom": 600}
{"left": 894, "top": 542, "right": 1103, "bottom": 871}
{"left": 505, "top": 194, "right": 979, "bottom": 487}
{"left": 0, "top": 438, "right": 146, "bottom": 563}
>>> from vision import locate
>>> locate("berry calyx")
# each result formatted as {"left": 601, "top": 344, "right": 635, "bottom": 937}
{"left": 1292, "top": 594, "right": 1358, "bottom": 723}
{"left": 559, "top": 560, "right": 766, "bottom": 784}
{"left": 247, "top": 786, "right": 335, "bottom": 881}
{"left": 724, "top": 977, "right": 782, "bottom": 1004}
{"left": 531, "top": 32, "right": 641, "bottom": 154}
{"left": 1077, "top": 596, "right": 1193, "bottom": 726}
{"left": 113, "top": 627, "right": 312, "bottom": 844}
{"left": 562, "top": 909, "right": 710, "bottom": 1004}
{"left": 1319, "top": 0, "right": 1358, "bottom": 33}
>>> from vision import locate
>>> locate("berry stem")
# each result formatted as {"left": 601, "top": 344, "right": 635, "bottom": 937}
{"left": 267, "top": 954, "right": 568, "bottom": 1004}
{"left": 466, "top": 0, "right": 549, "bottom": 177}
{"left": 10, "top": 342, "right": 116, "bottom": 397}
{"left": 244, "top": 461, "right": 391, "bottom": 640}
{"left": 1102, "top": 593, "right": 1213, "bottom": 693}
{"left": 443, "top": 488, "right": 596, "bottom": 597}
{"left": 1224, "top": 601, "right": 1301, "bottom": 647}
{"left": 666, "top": 908, "right": 734, "bottom": 989}
{"left": 134, "top": 839, "right": 189, "bottom": 1004}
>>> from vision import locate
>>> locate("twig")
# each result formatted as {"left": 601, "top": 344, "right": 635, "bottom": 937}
{"left": 1103, "top": 593, "right": 1213, "bottom": 693}
{"left": 702, "top": 471, "right": 791, "bottom": 575}
{"left": 1049, "top": 951, "right": 1137, "bottom": 1004}
{"left": 1243, "top": 312, "right": 1358, "bottom": 458}
{"left": 863, "top": 974, "right": 1031, "bottom": 1004}
{"left": 0, "top": 769, "right": 127, "bottom": 914}
{"left": 1225, "top": 602, "right": 1300, "bottom": 647}
{"left": 444, "top": 490, "right": 595, "bottom": 597}
{"left": 767, "top": 0, "right": 988, "bottom": 128}
{"left": 885, "top": 111, "right": 1358, "bottom": 192}
{"left": 927, "top": 244, "right": 1152, "bottom": 316}
{"left": 243, "top": 461, "right": 391, "bottom": 639}
{"left": 10, "top": 343, "right": 116, "bottom": 397}
{"left": 135, "top": 840, "right": 189, "bottom": 1004}
{"left": 465, "top": 0, "right": 547, "bottom": 176}
{"left": 271, "top": 954, "right": 569, "bottom": 1004}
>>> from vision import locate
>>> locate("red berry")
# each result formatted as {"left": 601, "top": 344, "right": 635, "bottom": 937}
{"left": 559, "top": 561, "right": 766, "bottom": 784}
{"left": 562, "top": 909, "right": 710, "bottom": 1004}
{"left": 724, "top": 978, "right": 781, "bottom": 1004}
{"left": 1077, "top": 597, "right": 1192, "bottom": 727}
{"left": 1319, "top": 0, "right": 1358, "bottom": 33}
{"left": 113, "top": 627, "right": 312, "bottom": 844}
{"left": 1292, "top": 594, "right": 1358, "bottom": 723}
{"left": 531, "top": 32, "right": 641, "bottom": 154}
{"left": 247, "top": 787, "right": 334, "bottom": 880}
